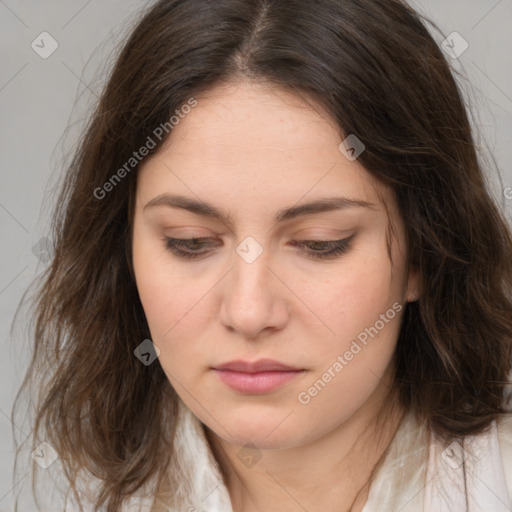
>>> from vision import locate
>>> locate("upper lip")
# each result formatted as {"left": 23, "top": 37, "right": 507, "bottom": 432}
{"left": 213, "top": 359, "right": 302, "bottom": 373}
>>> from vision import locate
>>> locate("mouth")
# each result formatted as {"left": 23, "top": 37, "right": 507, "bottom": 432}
{"left": 212, "top": 359, "right": 306, "bottom": 394}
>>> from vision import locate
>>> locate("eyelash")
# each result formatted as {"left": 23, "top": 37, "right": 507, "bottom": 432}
{"left": 163, "top": 235, "right": 354, "bottom": 260}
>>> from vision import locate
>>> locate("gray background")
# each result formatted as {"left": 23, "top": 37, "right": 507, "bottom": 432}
{"left": 1, "top": 0, "right": 511, "bottom": 510}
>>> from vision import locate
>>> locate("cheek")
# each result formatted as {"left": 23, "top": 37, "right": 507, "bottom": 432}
{"left": 134, "top": 266, "right": 209, "bottom": 351}
{"left": 132, "top": 233, "right": 215, "bottom": 380}
{"left": 294, "top": 271, "right": 402, "bottom": 429}
{"left": 294, "top": 253, "right": 404, "bottom": 401}
{"left": 132, "top": 237, "right": 169, "bottom": 332}
{"left": 132, "top": 231, "right": 191, "bottom": 340}
{"left": 299, "top": 253, "right": 398, "bottom": 342}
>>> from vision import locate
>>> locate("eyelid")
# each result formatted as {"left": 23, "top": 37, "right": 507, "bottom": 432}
{"left": 162, "top": 234, "right": 355, "bottom": 260}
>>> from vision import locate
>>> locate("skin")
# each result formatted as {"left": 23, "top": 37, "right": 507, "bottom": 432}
{"left": 132, "top": 80, "right": 420, "bottom": 512}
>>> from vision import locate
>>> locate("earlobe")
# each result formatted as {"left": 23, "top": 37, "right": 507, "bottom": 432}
{"left": 405, "top": 268, "right": 421, "bottom": 303}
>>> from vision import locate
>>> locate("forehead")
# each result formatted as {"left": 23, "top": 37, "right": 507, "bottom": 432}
{"left": 159, "top": 81, "right": 344, "bottom": 164}
{"left": 137, "top": 80, "right": 393, "bottom": 220}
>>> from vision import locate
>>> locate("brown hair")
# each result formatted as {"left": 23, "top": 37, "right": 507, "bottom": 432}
{"left": 12, "top": 0, "right": 512, "bottom": 510}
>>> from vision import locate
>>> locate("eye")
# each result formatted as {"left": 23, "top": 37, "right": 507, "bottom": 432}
{"left": 163, "top": 235, "right": 355, "bottom": 260}
{"left": 164, "top": 237, "right": 217, "bottom": 259}
{"left": 291, "top": 235, "right": 355, "bottom": 260}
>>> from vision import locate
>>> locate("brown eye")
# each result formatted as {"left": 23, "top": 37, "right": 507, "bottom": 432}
{"left": 163, "top": 235, "right": 355, "bottom": 261}
{"left": 164, "top": 237, "right": 217, "bottom": 259}
{"left": 291, "top": 235, "right": 355, "bottom": 260}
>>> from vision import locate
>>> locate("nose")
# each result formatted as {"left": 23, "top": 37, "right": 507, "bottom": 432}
{"left": 219, "top": 250, "right": 289, "bottom": 340}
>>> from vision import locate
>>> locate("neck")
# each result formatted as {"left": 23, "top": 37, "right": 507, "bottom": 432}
{"left": 204, "top": 383, "right": 405, "bottom": 512}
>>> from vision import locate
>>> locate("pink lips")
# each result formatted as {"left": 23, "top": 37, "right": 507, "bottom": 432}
{"left": 212, "top": 359, "right": 305, "bottom": 394}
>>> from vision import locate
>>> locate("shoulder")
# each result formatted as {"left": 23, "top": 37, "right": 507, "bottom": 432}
{"left": 62, "top": 470, "right": 157, "bottom": 512}
{"left": 423, "top": 412, "right": 512, "bottom": 512}
{"left": 496, "top": 412, "right": 512, "bottom": 501}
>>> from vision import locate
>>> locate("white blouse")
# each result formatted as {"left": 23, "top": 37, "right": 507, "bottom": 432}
{"left": 64, "top": 397, "right": 512, "bottom": 512}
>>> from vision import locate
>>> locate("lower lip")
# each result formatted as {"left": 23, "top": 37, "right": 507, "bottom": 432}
{"left": 213, "top": 369, "right": 304, "bottom": 394}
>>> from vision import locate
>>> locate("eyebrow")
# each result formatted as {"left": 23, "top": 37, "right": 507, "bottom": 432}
{"left": 143, "top": 193, "right": 377, "bottom": 224}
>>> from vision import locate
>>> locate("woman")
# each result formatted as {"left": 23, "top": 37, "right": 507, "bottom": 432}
{"left": 12, "top": 0, "right": 512, "bottom": 511}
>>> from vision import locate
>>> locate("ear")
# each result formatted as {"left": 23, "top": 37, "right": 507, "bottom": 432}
{"left": 405, "top": 266, "right": 421, "bottom": 303}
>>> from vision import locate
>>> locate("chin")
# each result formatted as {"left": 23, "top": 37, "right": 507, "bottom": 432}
{"left": 210, "top": 407, "right": 300, "bottom": 448}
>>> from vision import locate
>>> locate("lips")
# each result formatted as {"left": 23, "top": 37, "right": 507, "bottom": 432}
{"left": 212, "top": 359, "right": 305, "bottom": 394}
{"left": 213, "top": 358, "right": 301, "bottom": 373}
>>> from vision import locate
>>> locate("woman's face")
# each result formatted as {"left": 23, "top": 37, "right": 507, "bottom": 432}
{"left": 132, "top": 81, "right": 419, "bottom": 449}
